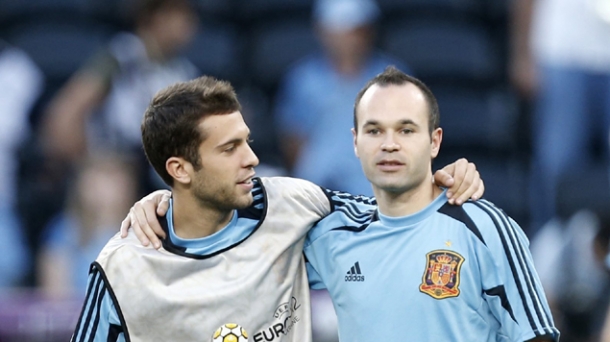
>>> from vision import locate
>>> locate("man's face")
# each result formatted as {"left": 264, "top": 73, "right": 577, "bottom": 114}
{"left": 353, "top": 83, "right": 442, "bottom": 195}
{"left": 190, "top": 112, "right": 259, "bottom": 211}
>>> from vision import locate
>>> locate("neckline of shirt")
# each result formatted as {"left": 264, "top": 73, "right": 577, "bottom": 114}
{"left": 376, "top": 189, "right": 448, "bottom": 228}
{"left": 166, "top": 198, "right": 239, "bottom": 251}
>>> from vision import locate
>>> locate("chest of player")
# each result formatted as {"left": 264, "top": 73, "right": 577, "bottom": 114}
{"left": 327, "top": 225, "right": 487, "bottom": 319}
{"left": 101, "top": 230, "right": 313, "bottom": 341}
{"left": 325, "top": 226, "right": 501, "bottom": 341}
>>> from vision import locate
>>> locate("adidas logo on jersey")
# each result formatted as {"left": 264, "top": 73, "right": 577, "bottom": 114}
{"left": 345, "top": 262, "right": 365, "bottom": 282}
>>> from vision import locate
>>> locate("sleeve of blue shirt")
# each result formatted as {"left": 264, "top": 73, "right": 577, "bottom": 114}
{"left": 467, "top": 200, "right": 560, "bottom": 342}
{"left": 306, "top": 261, "right": 326, "bottom": 290}
{"left": 304, "top": 188, "right": 377, "bottom": 290}
{"left": 71, "top": 265, "right": 126, "bottom": 342}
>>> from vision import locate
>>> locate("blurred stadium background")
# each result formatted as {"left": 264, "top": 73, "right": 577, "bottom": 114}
{"left": 0, "top": 0, "right": 609, "bottom": 341}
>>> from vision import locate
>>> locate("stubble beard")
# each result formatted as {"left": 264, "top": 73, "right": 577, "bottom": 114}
{"left": 192, "top": 180, "right": 253, "bottom": 212}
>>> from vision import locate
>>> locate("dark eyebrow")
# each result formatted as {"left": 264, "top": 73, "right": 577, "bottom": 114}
{"left": 362, "top": 119, "right": 420, "bottom": 127}
{"left": 218, "top": 138, "right": 241, "bottom": 147}
{"left": 399, "top": 119, "right": 418, "bottom": 126}
{"left": 217, "top": 132, "right": 251, "bottom": 148}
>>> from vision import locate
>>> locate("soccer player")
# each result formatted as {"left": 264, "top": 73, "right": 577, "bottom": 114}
{"left": 72, "top": 75, "right": 483, "bottom": 341}
{"left": 126, "top": 68, "right": 558, "bottom": 341}
{"left": 303, "top": 67, "right": 559, "bottom": 341}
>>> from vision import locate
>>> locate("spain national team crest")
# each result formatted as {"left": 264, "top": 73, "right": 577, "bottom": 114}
{"left": 419, "top": 250, "right": 465, "bottom": 299}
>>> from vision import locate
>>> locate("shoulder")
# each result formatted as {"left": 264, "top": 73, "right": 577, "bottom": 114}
{"left": 96, "top": 231, "right": 151, "bottom": 264}
{"left": 459, "top": 200, "right": 529, "bottom": 248}
{"left": 306, "top": 194, "right": 376, "bottom": 243}
{"left": 260, "top": 176, "right": 329, "bottom": 198}
{"left": 325, "top": 188, "right": 377, "bottom": 208}
{"left": 259, "top": 176, "right": 331, "bottom": 213}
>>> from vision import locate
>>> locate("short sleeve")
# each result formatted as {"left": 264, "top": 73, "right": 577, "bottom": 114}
{"left": 306, "top": 260, "right": 326, "bottom": 290}
{"left": 468, "top": 201, "right": 560, "bottom": 342}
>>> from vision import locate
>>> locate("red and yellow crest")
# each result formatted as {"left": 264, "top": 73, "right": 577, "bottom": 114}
{"left": 419, "top": 250, "right": 464, "bottom": 299}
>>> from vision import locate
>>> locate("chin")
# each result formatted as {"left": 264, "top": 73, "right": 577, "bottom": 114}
{"left": 373, "top": 179, "right": 412, "bottom": 194}
{"left": 234, "top": 194, "right": 254, "bottom": 209}
{"left": 379, "top": 185, "right": 408, "bottom": 194}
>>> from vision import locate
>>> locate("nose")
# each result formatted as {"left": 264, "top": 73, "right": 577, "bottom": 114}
{"left": 381, "top": 135, "right": 400, "bottom": 152}
{"left": 243, "top": 143, "right": 260, "bottom": 168}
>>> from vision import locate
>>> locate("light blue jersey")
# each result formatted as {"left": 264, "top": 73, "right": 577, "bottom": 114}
{"left": 304, "top": 190, "right": 559, "bottom": 342}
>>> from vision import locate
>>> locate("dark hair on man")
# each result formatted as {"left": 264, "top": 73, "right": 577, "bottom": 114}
{"left": 353, "top": 66, "right": 440, "bottom": 133}
{"left": 141, "top": 76, "right": 241, "bottom": 186}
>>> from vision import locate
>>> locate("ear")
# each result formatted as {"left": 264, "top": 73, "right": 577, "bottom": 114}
{"left": 166, "top": 157, "right": 192, "bottom": 185}
{"left": 430, "top": 127, "right": 442, "bottom": 159}
{"left": 351, "top": 128, "right": 360, "bottom": 158}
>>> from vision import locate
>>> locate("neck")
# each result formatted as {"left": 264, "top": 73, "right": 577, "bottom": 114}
{"left": 373, "top": 174, "right": 443, "bottom": 217}
{"left": 171, "top": 191, "right": 233, "bottom": 239}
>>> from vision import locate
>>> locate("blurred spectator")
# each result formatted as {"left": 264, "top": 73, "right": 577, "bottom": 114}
{"left": 37, "top": 152, "right": 137, "bottom": 298}
{"left": 18, "top": 0, "right": 198, "bottom": 283}
{"left": 0, "top": 40, "right": 44, "bottom": 287}
{"left": 530, "top": 210, "right": 610, "bottom": 342}
{"left": 42, "top": 0, "right": 198, "bottom": 190}
{"left": 510, "top": 0, "right": 610, "bottom": 232}
{"left": 274, "top": 0, "right": 407, "bottom": 195}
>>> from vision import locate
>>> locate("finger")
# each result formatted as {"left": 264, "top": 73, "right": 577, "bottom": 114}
{"left": 447, "top": 159, "right": 468, "bottom": 200}
{"left": 133, "top": 202, "right": 164, "bottom": 249}
{"left": 433, "top": 169, "right": 454, "bottom": 189}
{"left": 120, "top": 216, "right": 130, "bottom": 238}
{"left": 471, "top": 173, "right": 485, "bottom": 201}
{"left": 455, "top": 174, "right": 480, "bottom": 205}
{"left": 452, "top": 163, "right": 476, "bottom": 205}
{"left": 157, "top": 192, "right": 171, "bottom": 216}
{"left": 144, "top": 196, "right": 167, "bottom": 240}
{"left": 129, "top": 208, "right": 151, "bottom": 247}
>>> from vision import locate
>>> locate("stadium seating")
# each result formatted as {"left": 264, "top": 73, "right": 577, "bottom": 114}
{"left": 246, "top": 19, "right": 319, "bottom": 91}
{"left": 432, "top": 85, "right": 520, "bottom": 152}
{"left": 7, "top": 22, "right": 109, "bottom": 84}
{"left": 193, "top": 0, "right": 235, "bottom": 20}
{"left": 376, "top": 0, "right": 482, "bottom": 17}
{"left": 556, "top": 163, "right": 610, "bottom": 221}
{"left": 234, "top": 0, "right": 312, "bottom": 23}
{"left": 381, "top": 19, "right": 501, "bottom": 85}
{"left": 183, "top": 23, "right": 243, "bottom": 85}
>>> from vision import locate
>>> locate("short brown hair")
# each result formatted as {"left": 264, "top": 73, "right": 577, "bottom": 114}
{"left": 141, "top": 76, "right": 241, "bottom": 186}
{"left": 353, "top": 66, "right": 440, "bottom": 133}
